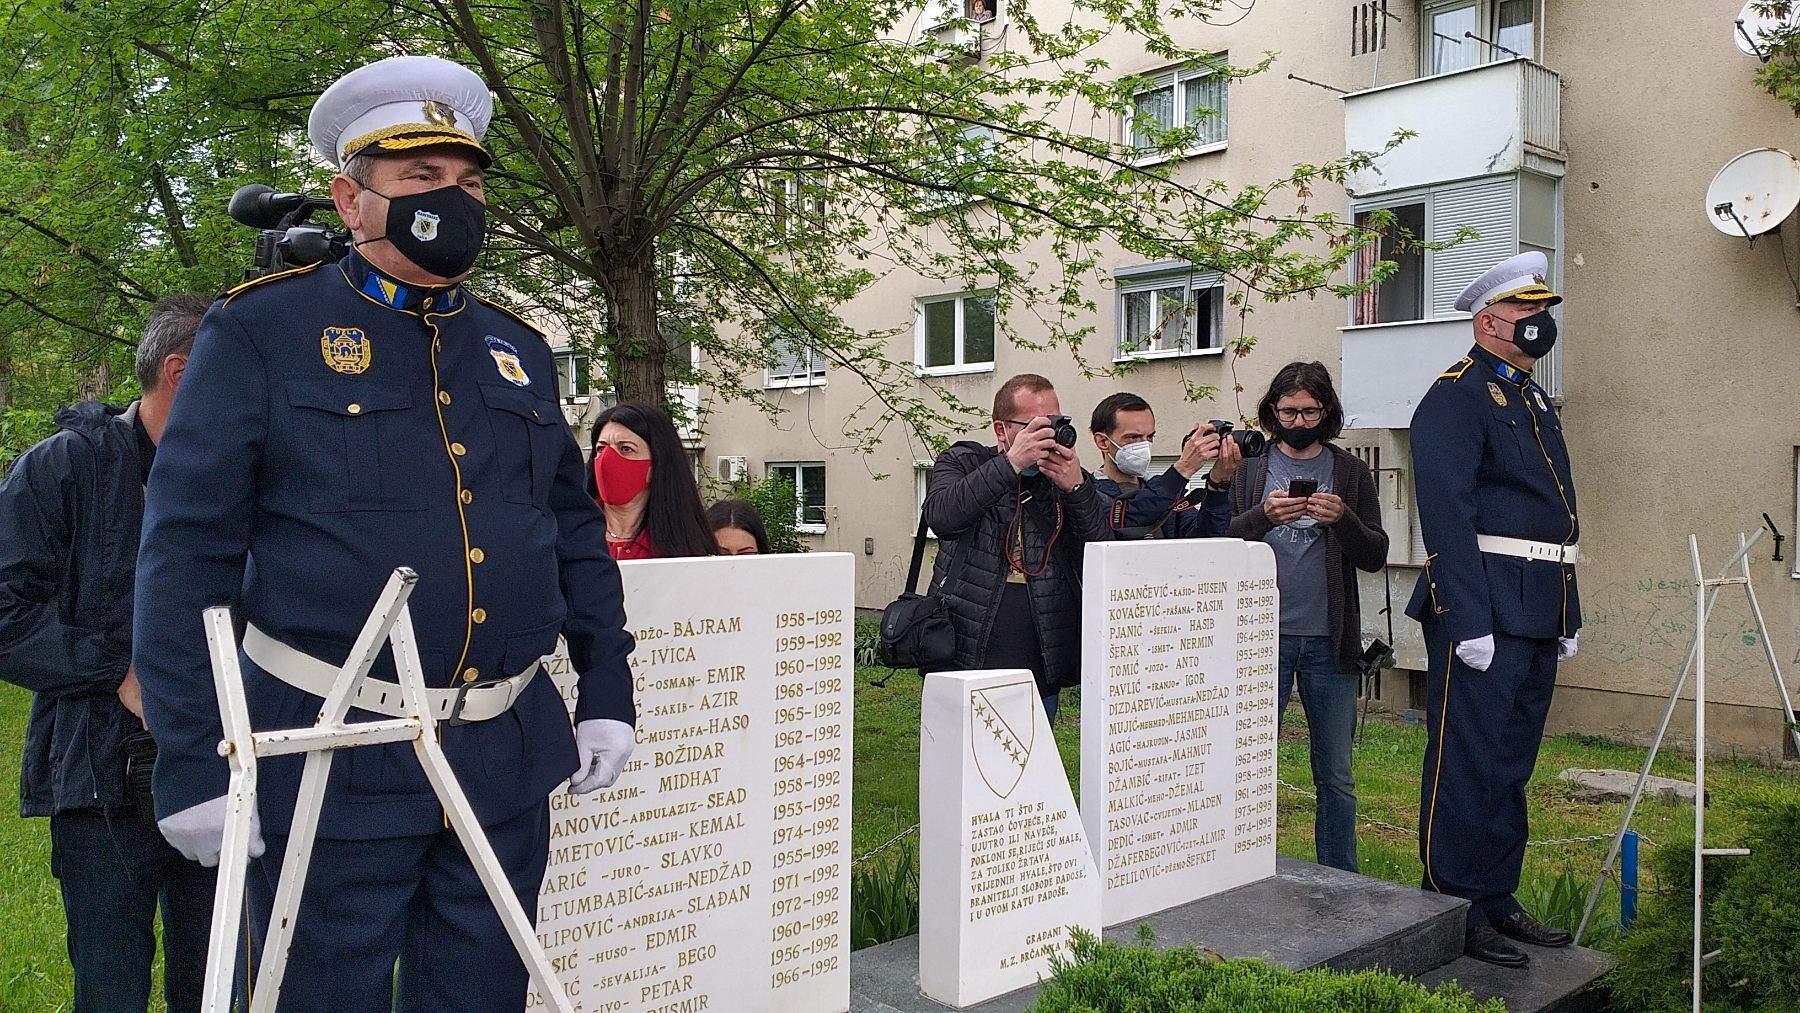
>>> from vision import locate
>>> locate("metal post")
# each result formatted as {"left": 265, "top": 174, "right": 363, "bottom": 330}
{"left": 1734, "top": 532, "right": 1800, "bottom": 759}
{"left": 1689, "top": 534, "right": 1705, "bottom": 1013}
{"left": 1621, "top": 830, "right": 1638, "bottom": 934}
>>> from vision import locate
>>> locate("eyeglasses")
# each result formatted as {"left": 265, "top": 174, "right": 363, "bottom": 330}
{"left": 1274, "top": 407, "right": 1324, "bottom": 422}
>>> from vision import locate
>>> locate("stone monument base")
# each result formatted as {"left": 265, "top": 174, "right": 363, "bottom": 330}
{"left": 849, "top": 859, "right": 1614, "bottom": 1013}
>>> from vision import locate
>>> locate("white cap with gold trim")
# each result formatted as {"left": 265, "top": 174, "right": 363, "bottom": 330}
{"left": 308, "top": 55, "right": 493, "bottom": 169}
{"left": 1453, "top": 250, "right": 1564, "bottom": 314}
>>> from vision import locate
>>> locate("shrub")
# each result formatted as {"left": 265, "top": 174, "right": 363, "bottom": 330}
{"left": 850, "top": 844, "right": 919, "bottom": 951}
{"left": 1031, "top": 927, "right": 1506, "bottom": 1012}
{"left": 854, "top": 615, "right": 882, "bottom": 667}
{"left": 1607, "top": 787, "right": 1800, "bottom": 1012}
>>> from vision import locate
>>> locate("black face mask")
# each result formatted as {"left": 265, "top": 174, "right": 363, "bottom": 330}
{"left": 357, "top": 183, "right": 486, "bottom": 279}
{"left": 1508, "top": 309, "right": 1558, "bottom": 359}
{"left": 1277, "top": 423, "right": 1323, "bottom": 452}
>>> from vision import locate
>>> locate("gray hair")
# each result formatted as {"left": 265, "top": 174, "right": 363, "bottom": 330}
{"left": 135, "top": 294, "right": 211, "bottom": 391}
{"left": 342, "top": 152, "right": 378, "bottom": 188}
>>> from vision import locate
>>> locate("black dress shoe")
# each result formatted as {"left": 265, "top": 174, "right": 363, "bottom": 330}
{"left": 1465, "top": 926, "right": 1530, "bottom": 968}
{"left": 1495, "top": 910, "right": 1574, "bottom": 948}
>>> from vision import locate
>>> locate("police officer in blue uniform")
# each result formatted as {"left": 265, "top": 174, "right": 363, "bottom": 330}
{"left": 134, "top": 56, "right": 637, "bottom": 1009}
{"left": 1405, "top": 251, "right": 1580, "bottom": 968}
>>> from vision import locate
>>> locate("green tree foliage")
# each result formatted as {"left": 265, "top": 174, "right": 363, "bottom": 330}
{"left": 1, "top": 0, "right": 1411, "bottom": 463}
{"left": 725, "top": 471, "right": 806, "bottom": 553}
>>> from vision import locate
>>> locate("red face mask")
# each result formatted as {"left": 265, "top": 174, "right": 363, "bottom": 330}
{"left": 594, "top": 446, "right": 652, "bottom": 506}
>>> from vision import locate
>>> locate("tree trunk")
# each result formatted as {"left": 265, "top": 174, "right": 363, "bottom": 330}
{"left": 604, "top": 247, "right": 666, "bottom": 404}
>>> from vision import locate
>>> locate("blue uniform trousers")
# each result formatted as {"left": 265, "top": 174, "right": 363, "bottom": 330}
{"left": 246, "top": 799, "right": 550, "bottom": 1011}
{"left": 1417, "top": 625, "right": 1557, "bottom": 928}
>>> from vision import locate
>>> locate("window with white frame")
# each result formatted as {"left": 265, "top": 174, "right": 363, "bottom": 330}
{"left": 1349, "top": 172, "right": 1563, "bottom": 392}
{"left": 1128, "top": 60, "right": 1229, "bottom": 161}
{"left": 774, "top": 175, "right": 828, "bottom": 236}
{"left": 1421, "top": 0, "right": 1536, "bottom": 75}
{"left": 769, "top": 462, "right": 827, "bottom": 532}
{"left": 1116, "top": 266, "right": 1225, "bottom": 359}
{"left": 914, "top": 462, "right": 937, "bottom": 538}
{"left": 918, "top": 124, "right": 996, "bottom": 211}
{"left": 766, "top": 332, "right": 826, "bottom": 388}
{"left": 553, "top": 349, "right": 591, "bottom": 401}
{"left": 916, "top": 292, "right": 996, "bottom": 372}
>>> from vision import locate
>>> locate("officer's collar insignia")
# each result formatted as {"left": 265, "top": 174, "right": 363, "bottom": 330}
{"left": 1534, "top": 390, "right": 1548, "bottom": 411}
{"left": 1487, "top": 381, "right": 1508, "bottom": 407}
{"left": 347, "top": 254, "right": 461, "bottom": 312}
{"left": 322, "top": 327, "right": 373, "bottom": 375}
{"left": 1490, "top": 358, "right": 1529, "bottom": 384}
{"left": 485, "top": 335, "right": 530, "bottom": 387}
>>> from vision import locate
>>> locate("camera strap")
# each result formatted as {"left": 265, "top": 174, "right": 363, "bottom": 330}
{"left": 904, "top": 511, "right": 931, "bottom": 595}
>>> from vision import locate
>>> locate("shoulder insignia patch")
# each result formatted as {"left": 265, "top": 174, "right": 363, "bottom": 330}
{"left": 1438, "top": 356, "right": 1473, "bottom": 381}
{"left": 1487, "top": 382, "right": 1507, "bottom": 407}
{"left": 220, "top": 261, "right": 325, "bottom": 305}
{"left": 468, "top": 292, "right": 546, "bottom": 342}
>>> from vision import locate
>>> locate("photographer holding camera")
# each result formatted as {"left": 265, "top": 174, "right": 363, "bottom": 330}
{"left": 1226, "top": 361, "right": 1387, "bottom": 874}
{"left": 1089, "top": 392, "right": 1247, "bottom": 539}
{"left": 922, "top": 373, "right": 1110, "bottom": 720}
{"left": 0, "top": 295, "right": 216, "bottom": 1012}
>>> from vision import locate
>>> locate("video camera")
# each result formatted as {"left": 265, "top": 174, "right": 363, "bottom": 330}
{"left": 228, "top": 184, "right": 349, "bottom": 280}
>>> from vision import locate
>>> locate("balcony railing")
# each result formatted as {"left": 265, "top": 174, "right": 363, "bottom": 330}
{"left": 1342, "top": 57, "right": 1563, "bottom": 196}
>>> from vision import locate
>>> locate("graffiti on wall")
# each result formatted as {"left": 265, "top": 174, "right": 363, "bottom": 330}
{"left": 1578, "top": 575, "right": 1766, "bottom": 683}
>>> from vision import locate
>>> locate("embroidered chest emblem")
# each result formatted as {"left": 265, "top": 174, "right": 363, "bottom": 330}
{"left": 411, "top": 210, "right": 441, "bottom": 242}
{"left": 321, "top": 327, "right": 372, "bottom": 375}
{"left": 1487, "top": 381, "right": 1508, "bottom": 407}
{"left": 485, "top": 335, "right": 531, "bottom": 387}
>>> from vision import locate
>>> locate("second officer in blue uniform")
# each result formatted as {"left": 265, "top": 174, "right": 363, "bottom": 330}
{"left": 1405, "top": 251, "right": 1581, "bottom": 968}
{"left": 134, "top": 56, "right": 637, "bottom": 1009}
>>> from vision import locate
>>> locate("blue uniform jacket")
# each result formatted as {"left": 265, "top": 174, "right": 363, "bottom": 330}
{"left": 1094, "top": 466, "right": 1231, "bottom": 538}
{"left": 1405, "top": 345, "right": 1581, "bottom": 643}
{"left": 134, "top": 252, "right": 635, "bottom": 839}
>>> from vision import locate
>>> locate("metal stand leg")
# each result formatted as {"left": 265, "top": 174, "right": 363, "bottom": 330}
{"left": 198, "top": 569, "right": 575, "bottom": 1013}
{"left": 1690, "top": 536, "right": 1707, "bottom": 1013}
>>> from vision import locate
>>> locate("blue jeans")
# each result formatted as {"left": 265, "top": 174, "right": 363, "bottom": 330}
{"left": 49, "top": 809, "right": 216, "bottom": 1012}
{"left": 1277, "top": 635, "right": 1360, "bottom": 873}
{"left": 1041, "top": 687, "right": 1061, "bottom": 723}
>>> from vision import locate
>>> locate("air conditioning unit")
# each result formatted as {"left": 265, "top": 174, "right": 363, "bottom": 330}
{"left": 717, "top": 456, "right": 748, "bottom": 483}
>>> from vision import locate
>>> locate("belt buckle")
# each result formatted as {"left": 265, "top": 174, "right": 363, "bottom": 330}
{"left": 447, "top": 675, "right": 507, "bottom": 726}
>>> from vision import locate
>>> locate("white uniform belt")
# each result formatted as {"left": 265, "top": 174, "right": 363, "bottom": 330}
{"left": 242, "top": 623, "right": 537, "bottom": 724}
{"left": 1477, "top": 535, "right": 1580, "bottom": 566}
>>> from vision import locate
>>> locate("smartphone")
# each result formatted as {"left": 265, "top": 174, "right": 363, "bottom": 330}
{"left": 1287, "top": 478, "right": 1318, "bottom": 498}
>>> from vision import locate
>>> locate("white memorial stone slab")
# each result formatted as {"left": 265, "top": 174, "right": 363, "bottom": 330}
{"left": 1080, "top": 539, "right": 1278, "bottom": 926}
{"left": 531, "top": 553, "right": 855, "bottom": 1012}
{"left": 919, "top": 669, "right": 1101, "bottom": 1009}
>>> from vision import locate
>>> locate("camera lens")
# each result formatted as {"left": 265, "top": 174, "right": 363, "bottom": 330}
{"left": 1233, "top": 430, "right": 1267, "bottom": 457}
{"left": 1050, "top": 415, "right": 1078, "bottom": 448}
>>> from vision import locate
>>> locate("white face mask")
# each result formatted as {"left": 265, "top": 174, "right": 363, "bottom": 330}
{"left": 1111, "top": 439, "right": 1155, "bottom": 479}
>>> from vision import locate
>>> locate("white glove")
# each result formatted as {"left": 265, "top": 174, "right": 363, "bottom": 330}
{"left": 1558, "top": 634, "right": 1579, "bottom": 661}
{"left": 158, "top": 794, "right": 265, "bottom": 868}
{"left": 569, "top": 718, "right": 635, "bottom": 794}
{"left": 1455, "top": 635, "right": 1496, "bottom": 673}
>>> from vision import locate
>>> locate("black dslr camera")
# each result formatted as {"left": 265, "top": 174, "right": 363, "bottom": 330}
{"left": 228, "top": 184, "right": 349, "bottom": 280}
{"left": 1045, "top": 415, "right": 1079, "bottom": 449}
{"left": 1184, "top": 420, "right": 1267, "bottom": 458}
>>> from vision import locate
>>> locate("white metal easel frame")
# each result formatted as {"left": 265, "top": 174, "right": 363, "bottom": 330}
{"left": 1572, "top": 531, "right": 1800, "bottom": 1013}
{"left": 198, "top": 568, "right": 574, "bottom": 1013}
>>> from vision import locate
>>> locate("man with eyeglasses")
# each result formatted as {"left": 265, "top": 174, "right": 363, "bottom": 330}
{"left": 920, "top": 373, "right": 1110, "bottom": 721}
{"left": 1405, "top": 251, "right": 1580, "bottom": 969}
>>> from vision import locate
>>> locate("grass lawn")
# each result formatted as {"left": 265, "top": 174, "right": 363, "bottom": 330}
{"left": 4, "top": 670, "right": 1794, "bottom": 1009}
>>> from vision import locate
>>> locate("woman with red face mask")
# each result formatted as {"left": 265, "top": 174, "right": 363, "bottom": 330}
{"left": 586, "top": 402, "right": 717, "bottom": 559}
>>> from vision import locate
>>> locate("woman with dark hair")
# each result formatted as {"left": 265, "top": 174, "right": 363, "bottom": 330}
{"left": 707, "top": 499, "right": 771, "bottom": 555}
{"left": 1227, "top": 361, "right": 1388, "bottom": 873}
{"left": 586, "top": 402, "right": 716, "bottom": 559}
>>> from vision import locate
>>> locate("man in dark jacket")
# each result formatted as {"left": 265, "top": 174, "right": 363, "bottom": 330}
{"left": 1087, "top": 392, "right": 1240, "bottom": 539}
{"left": 922, "top": 373, "right": 1110, "bottom": 720}
{"left": 0, "top": 293, "right": 215, "bottom": 1012}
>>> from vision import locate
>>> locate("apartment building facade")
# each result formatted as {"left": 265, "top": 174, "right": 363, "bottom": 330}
{"left": 572, "top": 1, "right": 1800, "bottom": 756}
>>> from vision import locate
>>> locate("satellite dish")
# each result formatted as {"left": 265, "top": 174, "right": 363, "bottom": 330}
{"left": 1736, "top": 1, "right": 1797, "bottom": 55}
{"left": 1705, "top": 147, "right": 1800, "bottom": 238}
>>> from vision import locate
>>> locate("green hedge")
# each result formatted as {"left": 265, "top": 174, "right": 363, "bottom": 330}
{"left": 1030, "top": 928, "right": 1505, "bottom": 1012}
{"left": 1607, "top": 786, "right": 1800, "bottom": 1012}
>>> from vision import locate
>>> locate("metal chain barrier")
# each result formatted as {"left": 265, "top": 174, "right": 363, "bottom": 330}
{"left": 853, "top": 823, "right": 919, "bottom": 866}
{"left": 1276, "top": 778, "right": 1653, "bottom": 850}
